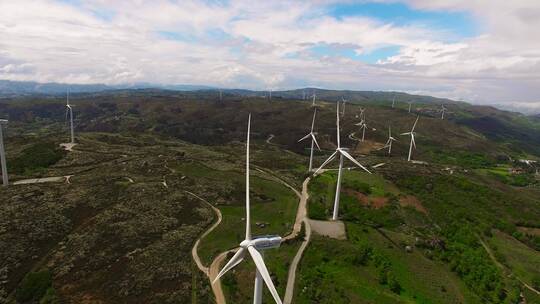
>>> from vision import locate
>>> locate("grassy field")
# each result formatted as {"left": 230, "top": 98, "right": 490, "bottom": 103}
{"left": 308, "top": 169, "right": 400, "bottom": 221}
{"left": 196, "top": 169, "right": 299, "bottom": 265}
{"left": 221, "top": 237, "right": 303, "bottom": 303}
{"left": 488, "top": 230, "right": 540, "bottom": 287}
{"left": 294, "top": 225, "right": 481, "bottom": 304}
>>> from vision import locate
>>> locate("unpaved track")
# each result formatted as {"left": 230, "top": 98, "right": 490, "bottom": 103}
{"left": 197, "top": 169, "right": 316, "bottom": 304}
{"left": 186, "top": 191, "right": 228, "bottom": 303}
{"left": 13, "top": 176, "right": 71, "bottom": 185}
{"left": 477, "top": 235, "right": 540, "bottom": 296}
{"left": 283, "top": 176, "right": 313, "bottom": 304}
{"left": 266, "top": 134, "right": 275, "bottom": 145}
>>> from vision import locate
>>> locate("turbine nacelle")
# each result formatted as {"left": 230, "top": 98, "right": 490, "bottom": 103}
{"left": 252, "top": 235, "right": 282, "bottom": 250}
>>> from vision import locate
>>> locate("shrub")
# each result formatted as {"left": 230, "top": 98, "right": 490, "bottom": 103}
{"left": 9, "top": 142, "right": 65, "bottom": 175}
{"left": 16, "top": 270, "right": 53, "bottom": 302}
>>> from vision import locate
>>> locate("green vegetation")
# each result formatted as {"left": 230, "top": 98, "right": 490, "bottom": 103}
{"left": 488, "top": 230, "right": 540, "bottom": 288}
{"left": 9, "top": 141, "right": 65, "bottom": 176}
{"left": 428, "top": 150, "right": 496, "bottom": 168}
{"left": 190, "top": 165, "right": 298, "bottom": 264}
{"left": 295, "top": 226, "right": 481, "bottom": 304}
{"left": 16, "top": 270, "right": 57, "bottom": 303}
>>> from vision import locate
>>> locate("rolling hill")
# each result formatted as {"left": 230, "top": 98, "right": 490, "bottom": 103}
{"left": 0, "top": 90, "right": 538, "bottom": 303}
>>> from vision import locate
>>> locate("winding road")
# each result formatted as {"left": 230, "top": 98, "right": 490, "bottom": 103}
{"left": 186, "top": 190, "right": 229, "bottom": 303}
{"left": 191, "top": 167, "right": 315, "bottom": 304}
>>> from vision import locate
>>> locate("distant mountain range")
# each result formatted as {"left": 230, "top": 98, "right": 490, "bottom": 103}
{"left": 0, "top": 80, "right": 213, "bottom": 96}
{"left": 1, "top": 79, "right": 538, "bottom": 115}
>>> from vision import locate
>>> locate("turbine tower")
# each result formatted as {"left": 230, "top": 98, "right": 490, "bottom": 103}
{"left": 382, "top": 126, "right": 397, "bottom": 155}
{"left": 341, "top": 97, "right": 347, "bottom": 117}
{"left": 298, "top": 108, "right": 321, "bottom": 172}
{"left": 401, "top": 116, "right": 419, "bottom": 162}
{"left": 213, "top": 114, "right": 283, "bottom": 304}
{"left": 313, "top": 102, "right": 371, "bottom": 220}
{"left": 407, "top": 101, "right": 413, "bottom": 113}
{"left": 0, "top": 119, "right": 8, "bottom": 186}
{"left": 392, "top": 96, "right": 396, "bottom": 108}
{"left": 311, "top": 93, "right": 316, "bottom": 107}
{"left": 66, "top": 90, "right": 75, "bottom": 144}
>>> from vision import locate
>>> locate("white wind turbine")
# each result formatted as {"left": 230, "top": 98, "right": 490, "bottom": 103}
{"left": 341, "top": 97, "right": 347, "bottom": 117}
{"left": 358, "top": 107, "right": 366, "bottom": 121}
{"left": 0, "top": 119, "right": 8, "bottom": 186}
{"left": 358, "top": 122, "right": 368, "bottom": 142}
{"left": 213, "top": 114, "right": 283, "bottom": 304}
{"left": 65, "top": 90, "right": 75, "bottom": 144}
{"left": 440, "top": 104, "right": 447, "bottom": 120}
{"left": 311, "top": 92, "right": 316, "bottom": 106}
{"left": 401, "top": 116, "right": 419, "bottom": 162}
{"left": 298, "top": 108, "right": 321, "bottom": 172}
{"left": 382, "top": 126, "right": 398, "bottom": 155}
{"left": 392, "top": 96, "right": 396, "bottom": 108}
{"left": 314, "top": 102, "right": 371, "bottom": 220}
{"left": 407, "top": 101, "right": 413, "bottom": 113}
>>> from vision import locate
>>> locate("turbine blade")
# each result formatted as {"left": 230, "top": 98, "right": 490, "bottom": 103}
{"left": 310, "top": 108, "right": 317, "bottom": 132}
{"left": 400, "top": 132, "right": 410, "bottom": 136}
{"left": 411, "top": 115, "right": 419, "bottom": 132}
{"left": 339, "top": 149, "right": 371, "bottom": 174}
{"left": 313, "top": 151, "right": 338, "bottom": 175}
{"left": 212, "top": 248, "right": 246, "bottom": 284}
{"left": 311, "top": 133, "right": 321, "bottom": 150}
{"left": 246, "top": 114, "right": 251, "bottom": 240}
{"left": 336, "top": 102, "right": 340, "bottom": 148}
{"left": 248, "top": 247, "right": 283, "bottom": 304}
{"left": 412, "top": 135, "right": 416, "bottom": 149}
{"left": 298, "top": 133, "right": 311, "bottom": 142}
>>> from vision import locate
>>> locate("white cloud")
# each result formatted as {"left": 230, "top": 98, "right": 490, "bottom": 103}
{"left": 0, "top": 0, "right": 539, "bottom": 108}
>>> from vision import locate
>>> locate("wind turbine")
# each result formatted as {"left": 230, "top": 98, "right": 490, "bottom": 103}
{"left": 354, "top": 110, "right": 367, "bottom": 141}
{"left": 65, "top": 90, "right": 75, "bottom": 144}
{"left": 392, "top": 96, "right": 396, "bottom": 108}
{"left": 341, "top": 97, "right": 347, "bottom": 117}
{"left": 359, "top": 122, "right": 368, "bottom": 142}
{"left": 313, "top": 102, "right": 371, "bottom": 220}
{"left": 311, "top": 93, "right": 316, "bottom": 106}
{"left": 356, "top": 107, "right": 365, "bottom": 122}
{"left": 213, "top": 114, "right": 283, "bottom": 304}
{"left": 440, "top": 104, "right": 447, "bottom": 120}
{"left": 407, "top": 101, "right": 413, "bottom": 113}
{"left": 382, "top": 126, "right": 398, "bottom": 155}
{"left": 0, "top": 119, "right": 8, "bottom": 186}
{"left": 298, "top": 108, "right": 321, "bottom": 172}
{"left": 401, "top": 116, "right": 419, "bottom": 162}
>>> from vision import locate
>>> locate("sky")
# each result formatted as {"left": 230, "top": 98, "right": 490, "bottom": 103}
{"left": 0, "top": 0, "right": 539, "bottom": 110}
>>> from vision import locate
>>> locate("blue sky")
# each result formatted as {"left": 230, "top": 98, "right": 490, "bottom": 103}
{"left": 1, "top": 0, "right": 539, "bottom": 108}
{"left": 329, "top": 2, "right": 477, "bottom": 38}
